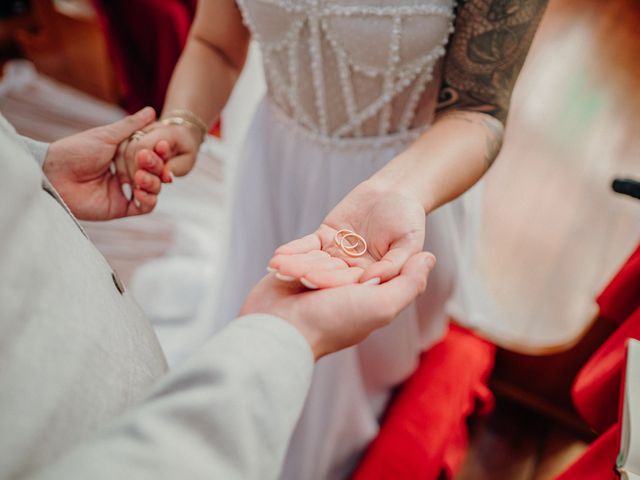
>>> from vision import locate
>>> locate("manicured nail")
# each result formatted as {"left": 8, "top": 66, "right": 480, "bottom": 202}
{"left": 121, "top": 183, "right": 132, "bottom": 200}
{"left": 140, "top": 106, "right": 155, "bottom": 120}
{"left": 134, "top": 199, "right": 141, "bottom": 209}
{"left": 425, "top": 254, "right": 437, "bottom": 269}
{"left": 266, "top": 266, "right": 277, "bottom": 274}
{"left": 363, "top": 277, "right": 381, "bottom": 286}
{"left": 300, "top": 278, "right": 319, "bottom": 290}
{"left": 275, "top": 272, "right": 295, "bottom": 282}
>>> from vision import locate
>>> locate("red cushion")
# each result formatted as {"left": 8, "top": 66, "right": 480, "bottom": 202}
{"left": 352, "top": 325, "right": 496, "bottom": 480}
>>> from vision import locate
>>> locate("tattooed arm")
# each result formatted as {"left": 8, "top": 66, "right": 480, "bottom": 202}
{"left": 369, "top": 0, "right": 548, "bottom": 213}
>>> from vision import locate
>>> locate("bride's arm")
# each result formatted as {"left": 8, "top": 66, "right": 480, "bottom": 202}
{"left": 163, "top": 0, "right": 250, "bottom": 126}
{"left": 118, "top": 1, "right": 249, "bottom": 185}
{"left": 369, "top": 0, "right": 549, "bottom": 213}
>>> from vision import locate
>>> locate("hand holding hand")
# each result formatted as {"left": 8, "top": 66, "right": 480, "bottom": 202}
{"left": 43, "top": 107, "right": 165, "bottom": 220}
{"left": 242, "top": 251, "right": 435, "bottom": 360}
{"left": 268, "top": 180, "right": 427, "bottom": 289}
{"left": 116, "top": 117, "right": 203, "bottom": 187}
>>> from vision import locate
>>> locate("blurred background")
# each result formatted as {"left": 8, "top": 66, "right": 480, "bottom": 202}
{"left": 1, "top": 1, "right": 638, "bottom": 478}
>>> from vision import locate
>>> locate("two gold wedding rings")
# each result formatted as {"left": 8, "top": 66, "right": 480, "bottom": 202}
{"left": 334, "top": 229, "right": 367, "bottom": 257}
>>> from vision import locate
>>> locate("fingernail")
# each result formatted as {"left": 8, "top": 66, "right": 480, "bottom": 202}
{"left": 121, "top": 183, "right": 132, "bottom": 200}
{"left": 300, "top": 278, "right": 319, "bottom": 290}
{"left": 140, "top": 106, "right": 155, "bottom": 120}
{"left": 169, "top": 172, "right": 175, "bottom": 182}
{"left": 425, "top": 254, "right": 437, "bottom": 269}
{"left": 266, "top": 266, "right": 277, "bottom": 274}
{"left": 275, "top": 272, "right": 295, "bottom": 282}
{"left": 134, "top": 199, "right": 141, "bottom": 209}
{"left": 364, "top": 277, "right": 381, "bottom": 286}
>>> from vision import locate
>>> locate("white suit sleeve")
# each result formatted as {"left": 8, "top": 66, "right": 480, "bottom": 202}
{"left": 18, "top": 136, "right": 49, "bottom": 167}
{"left": 29, "top": 314, "right": 314, "bottom": 480}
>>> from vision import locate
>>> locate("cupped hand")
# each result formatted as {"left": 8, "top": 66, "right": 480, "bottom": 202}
{"left": 242, "top": 251, "right": 436, "bottom": 360}
{"left": 116, "top": 122, "right": 201, "bottom": 186}
{"left": 44, "top": 108, "right": 166, "bottom": 220}
{"left": 268, "top": 180, "right": 427, "bottom": 289}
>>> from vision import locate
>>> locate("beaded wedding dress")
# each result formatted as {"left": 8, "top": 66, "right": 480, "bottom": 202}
{"left": 212, "top": 1, "right": 487, "bottom": 478}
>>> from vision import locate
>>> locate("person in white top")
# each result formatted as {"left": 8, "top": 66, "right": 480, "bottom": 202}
{"left": 0, "top": 108, "right": 435, "bottom": 479}
{"left": 118, "top": 1, "right": 549, "bottom": 477}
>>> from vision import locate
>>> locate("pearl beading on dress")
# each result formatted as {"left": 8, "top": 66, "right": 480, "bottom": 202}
{"left": 236, "top": 0, "right": 455, "bottom": 143}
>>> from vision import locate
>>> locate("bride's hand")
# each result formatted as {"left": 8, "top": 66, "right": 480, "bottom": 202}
{"left": 268, "top": 180, "right": 431, "bottom": 289}
{"left": 115, "top": 122, "right": 202, "bottom": 188}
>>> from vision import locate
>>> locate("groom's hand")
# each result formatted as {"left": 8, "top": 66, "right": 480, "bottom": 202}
{"left": 241, "top": 252, "right": 436, "bottom": 360}
{"left": 43, "top": 107, "right": 165, "bottom": 221}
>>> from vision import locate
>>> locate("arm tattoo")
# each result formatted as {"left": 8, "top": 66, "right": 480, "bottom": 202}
{"left": 437, "top": 0, "right": 549, "bottom": 123}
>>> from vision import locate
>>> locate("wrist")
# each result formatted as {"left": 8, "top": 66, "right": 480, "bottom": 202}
{"left": 160, "top": 109, "right": 208, "bottom": 144}
{"left": 368, "top": 159, "right": 436, "bottom": 214}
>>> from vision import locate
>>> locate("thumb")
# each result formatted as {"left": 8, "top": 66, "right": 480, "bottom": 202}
{"left": 162, "top": 152, "right": 197, "bottom": 180}
{"left": 105, "top": 107, "right": 156, "bottom": 143}
{"left": 374, "top": 252, "right": 436, "bottom": 316}
{"left": 360, "top": 238, "right": 415, "bottom": 284}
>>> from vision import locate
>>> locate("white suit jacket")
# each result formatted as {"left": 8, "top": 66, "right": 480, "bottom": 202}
{"left": 0, "top": 115, "right": 313, "bottom": 479}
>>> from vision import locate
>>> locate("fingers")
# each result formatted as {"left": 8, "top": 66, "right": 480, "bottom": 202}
{"left": 107, "top": 107, "right": 156, "bottom": 143}
{"left": 373, "top": 252, "right": 436, "bottom": 317}
{"left": 154, "top": 140, "right": 172, "bottom": 161}
{"left": 115, "top": 141, "right": 133, "bottom": 192}
{"left": 275, "top": 234, "right": 322, "bottom": 255}
{"left": 270, "top": 251, "right": 346, "bottom": 280}
{"left": 162, "top": 153, "right": 197, "bottom": 179}
{"left": 134, "top": 170, "right": 162, "bottom": 195}
{"left": 135, "top": 148, "right": 164, "bottom": 177}
{"left": 126, "top": 189, "right": 158, "bottom": 216}
{"left": 302, "top": 266, "right": 365, "bottom": 289}
{"left": 360, "top": 240, "right": 415, "bottom": 284}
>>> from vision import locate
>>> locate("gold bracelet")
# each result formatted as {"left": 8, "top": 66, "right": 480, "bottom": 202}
{"left": 162, "top": 109, "right": 209, "bottom": 135}
{"left": 160, "top": 117, "right": 206, "bottom": 142}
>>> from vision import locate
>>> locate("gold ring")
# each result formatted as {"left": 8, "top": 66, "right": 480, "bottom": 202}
{"left": 334, "top": 229, "right": 354, "bottom": 248}
{"left": 340, "top": 232, "right": 367, "bottom": 257}
{"left": 130, "top": 130, "right": 146, "bottom": 142}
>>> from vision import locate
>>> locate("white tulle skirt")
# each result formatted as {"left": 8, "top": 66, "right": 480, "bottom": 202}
{"left": 212, "top": 97, "right": 486, "bottom": 479}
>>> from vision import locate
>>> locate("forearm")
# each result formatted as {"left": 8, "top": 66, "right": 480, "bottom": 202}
{"left": 371, "top": 111, "right": 503, "bottom": 213}
{"left": 162, "top": 37, "right": 244, "bottom": 127}
{"left": 371, "top": 0, "right": 548, "bottom": 214}
{"left": 161, "top": 0, "right": 250, "bottom": 127}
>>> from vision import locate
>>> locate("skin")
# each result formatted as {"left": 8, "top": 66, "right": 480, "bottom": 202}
{"left": 43, "top": 108, "right": 166, "bottom": 221}
{"left": 116, "top": 0, "right": 250, "bottom": 185}
{"left": 116, "top": 0, "right": 549, "bottom": 287}
{"left": 242, "top": 252, "right": 435, "bottom": 360}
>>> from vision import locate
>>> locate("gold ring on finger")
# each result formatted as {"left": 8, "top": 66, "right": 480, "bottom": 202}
{"left": 130, "top": 130, "right": 146, "bottom": 142}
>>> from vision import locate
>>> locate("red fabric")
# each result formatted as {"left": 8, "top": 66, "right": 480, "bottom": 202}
{"left": 92, "top": 0, "right": 197, "bottom": 113}
{"left": 352, "top": 325, "right": 496, "bottom": 480}
{"left": 597, "top": 244, "right": 640, "bottom": 325}
{"left": 554, "top": 425, "right": 620, "bottom": 480}
{"left": 556, "top": 242, "right": 640, "bottom": 479}
{"left": 572, "top": 307, "right": 640, "bottom": 433}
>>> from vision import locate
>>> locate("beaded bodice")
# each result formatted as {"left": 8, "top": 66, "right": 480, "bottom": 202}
{"left": 236, "top": 0, "right": 455, "bottom": 140}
